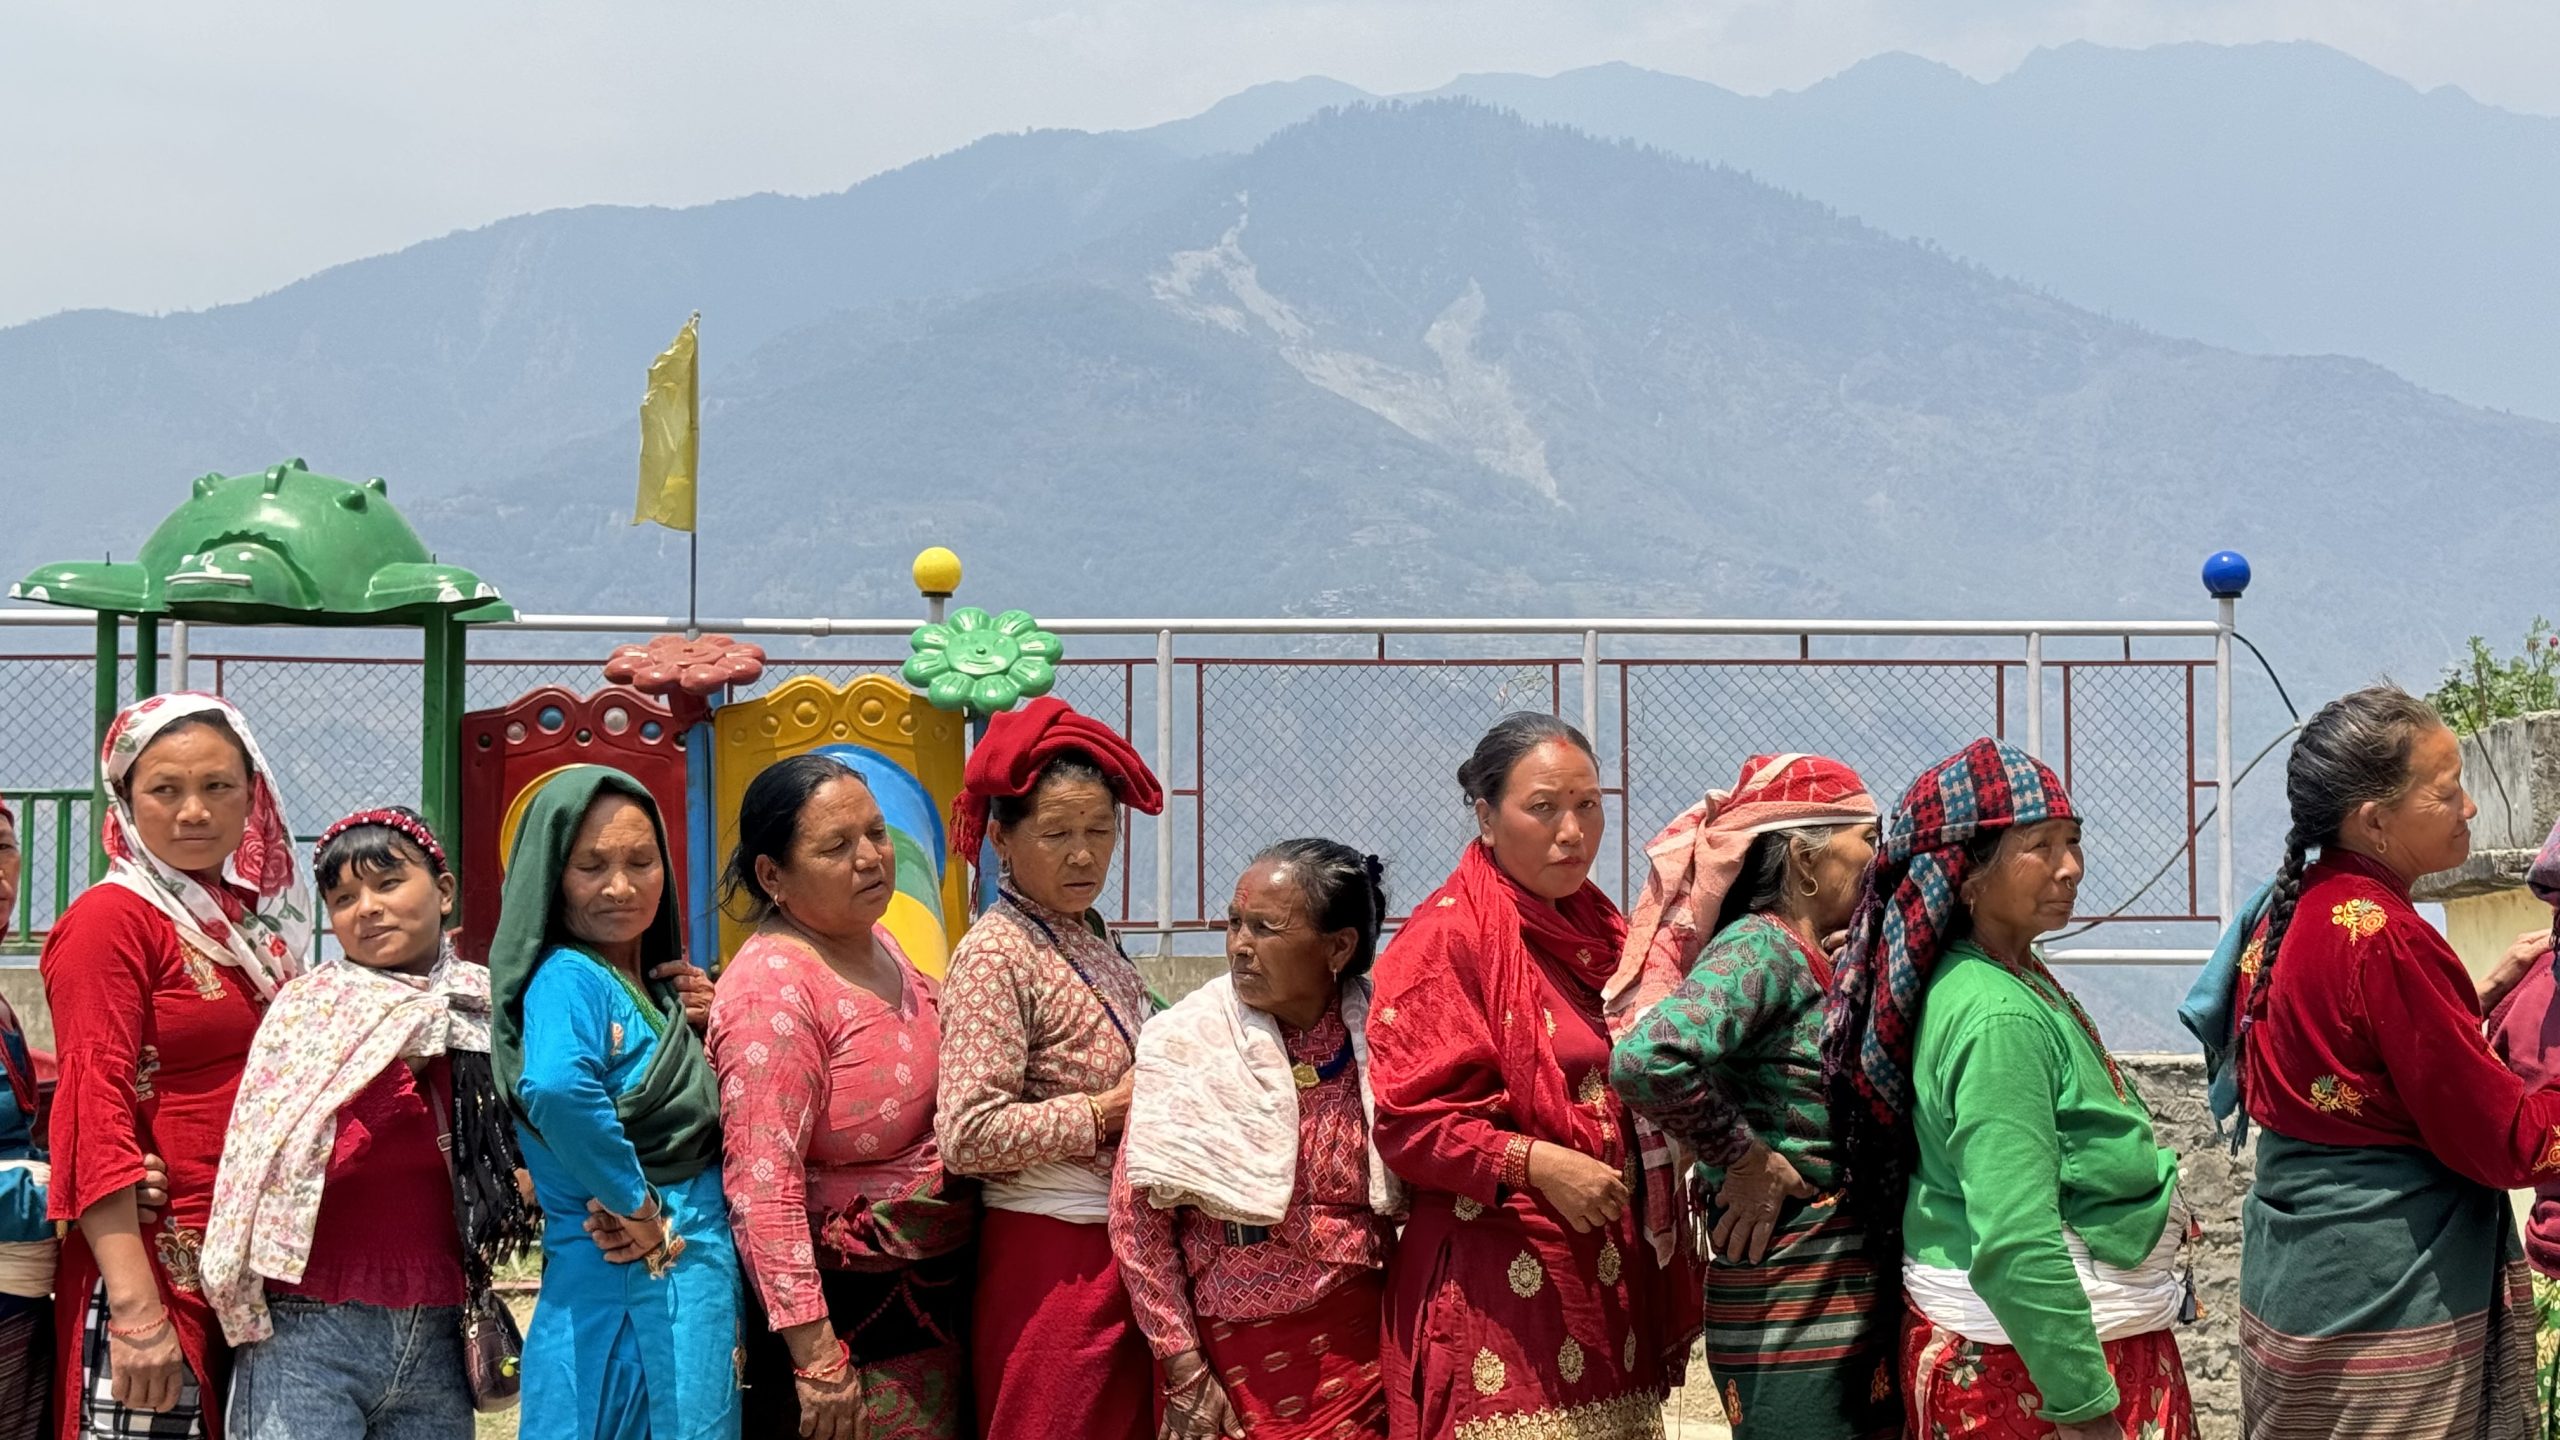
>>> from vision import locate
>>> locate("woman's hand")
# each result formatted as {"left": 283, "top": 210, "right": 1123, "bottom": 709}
{"left": 2055, "top": 1418, "right": 2126, "bottom": 1440}
{"left": 2480, "top": 928, "right": 2555, "bottom": 1012}
{"left": 1160, "top": 1351, "right": 1245, "bottom": 1439}
{"left": 137, "top": 1153, "right": 169, "bottom": 1225}
{"left": 1525, "top": 1140, "right": 1627, "bottom": 1234}
{"left": 581, "top": 1198, "right": 661, "bottom": 1264}
{"left": 787, "top": 1328, "right": 866, "bottom": 1440}
{"left": 1711, "top": 1142, "right": 1817, "bottom": 1264}
{"left": 1090, "top": 1071, "right": 1136, "bottom": 1140}
{"left": 106, "top": 1309, "right": 187, "bottom": 1413}
{"left": 650, "top": 960, "right": 716, "bottom": 1032}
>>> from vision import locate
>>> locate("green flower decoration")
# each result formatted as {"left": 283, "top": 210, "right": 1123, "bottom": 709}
{"left": 904, "top": 607, "right": 1062, "bottom": 718}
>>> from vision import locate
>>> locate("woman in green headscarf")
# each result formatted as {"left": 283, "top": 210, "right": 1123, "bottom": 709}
{"left": 488, "top": 766, "right": 740, "bottom": 1440}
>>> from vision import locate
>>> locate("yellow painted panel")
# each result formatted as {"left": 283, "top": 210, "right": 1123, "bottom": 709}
{"left": 710, "top": 675, "right": 968, "bottom": 973}
{"left": 2445, "top": 886, "right": 2554, "bottom": 985}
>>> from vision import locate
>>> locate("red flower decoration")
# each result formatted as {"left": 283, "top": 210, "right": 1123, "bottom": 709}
{"left": 603, "top": 634, "right": 767, "bottom": 699}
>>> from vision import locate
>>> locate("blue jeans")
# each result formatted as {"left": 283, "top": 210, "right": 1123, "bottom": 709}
{"left": 229, "top": 1297, "right": 471, "bottom": 1440}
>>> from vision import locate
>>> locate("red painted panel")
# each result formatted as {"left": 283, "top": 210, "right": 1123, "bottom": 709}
{"left": 456, "top": 685, "right": 689, "bottom": 964}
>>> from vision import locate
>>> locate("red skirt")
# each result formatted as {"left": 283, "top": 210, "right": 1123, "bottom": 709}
{"left": 1902, "top": 1308, "right": 2196, "bottom": 1437}
{"left": 1201, "top": 1273, "right": 1388, "bottom": 1440}
{"left": 970, "top": 1209, "right": 1152, "bottom": 1440}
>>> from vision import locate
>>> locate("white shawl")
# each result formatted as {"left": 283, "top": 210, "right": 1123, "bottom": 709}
{"left": 1121, "top": 974, "right": 1404, "bottom": 1226}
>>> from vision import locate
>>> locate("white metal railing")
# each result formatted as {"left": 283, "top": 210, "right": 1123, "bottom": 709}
{"left": 0, "top": 600, "right": 2243, "bottom": 966}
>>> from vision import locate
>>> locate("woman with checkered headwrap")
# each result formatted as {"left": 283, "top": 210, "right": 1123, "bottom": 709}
{"left": 1821, "top": 738, "right": 2198, "bottom": 1440}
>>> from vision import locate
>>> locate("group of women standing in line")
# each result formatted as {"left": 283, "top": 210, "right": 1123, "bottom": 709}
{"left": 10, "top": 676, "right": 2560, "bottom": 1440}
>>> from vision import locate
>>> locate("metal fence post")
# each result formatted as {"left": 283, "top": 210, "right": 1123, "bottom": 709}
{"left": 2216, "top": 596, "right": 2237, "bottom": 925}
{"left": 2023, "top": 631, "right": 2044, "bottom": 759}
{"left": 170, "top": 621, "right": 190, "bottom": 692}
{"left": 1580, "top": 630, "right": 1600, "bottom": 737}
{"left": 1156, "top": 628, "right": 1175, "bottom": 958}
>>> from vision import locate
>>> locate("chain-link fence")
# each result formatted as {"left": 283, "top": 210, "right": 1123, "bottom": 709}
{"left": 0, "top": 634, "right": 2215, "bottom": 953}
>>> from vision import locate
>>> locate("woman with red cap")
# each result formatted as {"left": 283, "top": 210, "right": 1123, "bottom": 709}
{"left": 1366, "top": 713, "right": 1696, "bottom": 1440}
{"left": 933, "top": 698, "right": 1164, "bottom": 1440}
{"left": 1608, "top": 754, "right": 1895, "bottom": 1440}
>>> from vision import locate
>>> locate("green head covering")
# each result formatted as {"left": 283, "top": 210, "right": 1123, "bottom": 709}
{"left": 486, "top": 764, "right": 721, "bottom": 1187}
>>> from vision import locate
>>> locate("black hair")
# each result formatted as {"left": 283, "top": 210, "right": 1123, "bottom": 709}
{"left": 718, "top": 753, "right": 871, "bottom": 922}
{"left": 1457, "top": 712, "right": 1597, "bottom": 808}
{"left": 1252, "top": 838, "right": 1390, "bottom": 981}
{"left": 116, "top": 712, "right": 250, "bottom": 800}
{"left": 314, "top": 807, "right": 445, "bottom": 893}
{"left": 1711, "top": 823, "right": 1853, "bottom": 938}
{"left": 2247, "top": 685, "right": 2442, "bottom": 1020}
{"left": 988, "top": 750, "right": 1114, "bottom": 830}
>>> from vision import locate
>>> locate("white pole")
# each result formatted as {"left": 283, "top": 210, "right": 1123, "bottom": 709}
{"left": 1156, "top": 628, "right": 1176, "bottom": 959}
{"left": 170, "top": 621, "right": 190, "bottom": 692}
{"left": 2024, "top": 631, "right": 2044, "bottom": 759}
{"left": 1580, "top": 630, "right": 1600, "bottom": 736}
{"left": 2217, "top": 596, "right": 2237, "bottom": 925}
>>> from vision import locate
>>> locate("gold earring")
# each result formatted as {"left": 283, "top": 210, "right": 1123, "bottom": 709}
{"left": 1799, "top": 872, "right": 1821, "bottom": 899}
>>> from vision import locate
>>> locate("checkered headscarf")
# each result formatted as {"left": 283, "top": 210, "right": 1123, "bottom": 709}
{"left": 1820, "top": 738, "right": 2074, "bottom": 1233}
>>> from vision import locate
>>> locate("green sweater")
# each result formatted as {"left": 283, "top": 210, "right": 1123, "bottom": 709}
{"left": 1903, "top": 943, "right": 2180, "bottom": 1424}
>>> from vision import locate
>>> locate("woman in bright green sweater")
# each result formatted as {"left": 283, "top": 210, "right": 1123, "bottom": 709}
{"left": 1822, "top": 738, "right": 2198, "bottom": 1440}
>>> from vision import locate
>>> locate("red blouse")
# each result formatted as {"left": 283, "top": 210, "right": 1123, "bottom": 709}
{"left": 269, "top": 1058, "right": 466, "bottom": 1310}
{"left": 43, "top": 883, "right": 262, "bottom": 1238}
{"left": 2243, "top": 850, "right": 2560, "bottom": 1188}
{"left": 709, "top": 930, "right": 942, "bottom": 1330}
{"left": 1107, "top": 1003, "right": 1393, "bottom": 1358}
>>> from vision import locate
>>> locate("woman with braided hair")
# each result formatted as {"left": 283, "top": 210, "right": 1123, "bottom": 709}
{"left": 1820, "top": 737, "right": 2194, "bottom": 1440}
{"left": 2228, "top": 685, "right": 2560, "bottom": 1438}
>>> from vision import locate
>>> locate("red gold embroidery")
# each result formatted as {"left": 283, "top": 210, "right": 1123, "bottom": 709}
{"left": 2536, "top": 1128, "right": 2560, "bottom": 1174}
{"left": 2331, "top": 898, "right": 2387, "bottom": 942}
{"left": 2309, "top": 1074, "right": 2367, "bottom": 1116}
{"left": 156, "top": 1226, "right": 205, "bottom": 1293}
{"left": 2238, "top": 936, "right": 2265, "bottom": 976}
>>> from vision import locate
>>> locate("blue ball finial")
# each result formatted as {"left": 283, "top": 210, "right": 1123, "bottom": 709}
{"left": 2202, "top": 550, "right": 2251, "bottom": 600}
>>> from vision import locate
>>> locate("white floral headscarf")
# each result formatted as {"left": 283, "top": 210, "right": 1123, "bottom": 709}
{"left": 99, "top": 693, "right": 311, "bottom": 1000}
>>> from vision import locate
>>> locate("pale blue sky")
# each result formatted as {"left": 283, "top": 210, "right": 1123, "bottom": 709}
{"left": 4, "top": 0, "right": 2552, "bottom": 328}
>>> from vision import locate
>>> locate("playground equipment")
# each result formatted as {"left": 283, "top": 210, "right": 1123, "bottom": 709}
{"left": 10, "top": 459, "right": 511, "bottom": 877}
{"left": 460, "top": 546, "right": 1048, "bottom": 975}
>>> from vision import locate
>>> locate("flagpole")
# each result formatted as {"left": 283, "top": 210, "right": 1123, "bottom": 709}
{"left": 688, "top": 312, "right": 701, "bottom": 640}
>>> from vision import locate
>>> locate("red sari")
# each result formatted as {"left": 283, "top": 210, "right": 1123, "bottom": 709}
{"left": 41, "top": 886, "right": 263, "bottom": 1440}
{"left": 1367, "top": 844, "right": 1698, "bottom": 1440}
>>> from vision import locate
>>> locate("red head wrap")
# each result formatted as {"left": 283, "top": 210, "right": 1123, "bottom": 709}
{"left": 949, "top": 697, "right": 1164, "bottom": 865}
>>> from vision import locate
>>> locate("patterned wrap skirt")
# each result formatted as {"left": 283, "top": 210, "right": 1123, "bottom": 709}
{"left": 1201, "top": 1272, "right": 1387, "bottom": 1440}
{"left": 2240, "top": 1132, "right": 2535, "bottom": 1440}
{"left": 1901, "top": 1308, "right": 2195, "bottom": 1438}
{"left": 1700, "top": 1193, "right": 1895, "bottom": 1439}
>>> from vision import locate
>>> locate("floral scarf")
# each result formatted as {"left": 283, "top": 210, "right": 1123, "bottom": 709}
{"left": 200, "top": 943, "right": 490, "bottom": 1344}
{"left": 99, "top": 693, "right": 311, "bottom": 1001}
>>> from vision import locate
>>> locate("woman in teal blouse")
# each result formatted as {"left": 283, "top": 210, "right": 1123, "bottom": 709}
{"left": 1823, "top": 739, "right": 2195, "bottom": 1440}
{"left": 490, "top": 767, "right": 741, "bottom": 1440}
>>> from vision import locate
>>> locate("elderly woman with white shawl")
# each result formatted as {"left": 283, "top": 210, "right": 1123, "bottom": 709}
{"left": 1108, "top": 839, "right": 1403, "bottom": 1440}
{"left": 1605, "top": 754, "right": 1894, "bottom": 1440}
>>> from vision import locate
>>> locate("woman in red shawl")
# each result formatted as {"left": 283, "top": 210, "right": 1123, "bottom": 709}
{"left": 1368, "top": 712, "right": 1696, "bottom": 1440}
{"left": 39, "top": 695, "right": 312, "bottom": 1440}
{"left": 932, "top": 698, "right": 1165, "bottom": 1440}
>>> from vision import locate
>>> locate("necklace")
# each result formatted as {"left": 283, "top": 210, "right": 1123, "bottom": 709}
{"left": 999, "top": 888, "right": 1149, "bottom": 1050}
{"left": 1291, "top": 1034, "right": 1355, "bottom": 1090}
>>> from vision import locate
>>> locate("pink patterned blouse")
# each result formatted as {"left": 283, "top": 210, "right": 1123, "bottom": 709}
{"left": 933, "top": 892, "right": 1155, "bottom": 1184}
{"left": 708, "top": 928, "right": 941, "bottom": 1329}
{"left": 1107, "top": 1003, "right": 1394, "bottom": 1358}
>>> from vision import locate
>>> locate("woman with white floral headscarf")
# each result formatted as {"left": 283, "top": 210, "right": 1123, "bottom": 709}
{"left": 39, "top": 693, "right": 311, "bottom": 1440}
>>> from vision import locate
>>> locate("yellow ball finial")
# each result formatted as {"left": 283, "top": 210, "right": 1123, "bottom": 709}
{"left": 912, "top": 546, "right": 963, "bottom": 598}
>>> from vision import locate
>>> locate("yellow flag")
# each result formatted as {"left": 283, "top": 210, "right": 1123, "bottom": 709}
{"left": 635, "top": 313, "right": 699, "bottom": 531}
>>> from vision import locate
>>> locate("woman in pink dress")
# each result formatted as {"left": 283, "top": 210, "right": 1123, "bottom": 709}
{"left": 710, "top": 755, "right": 975, "bottom": 1440}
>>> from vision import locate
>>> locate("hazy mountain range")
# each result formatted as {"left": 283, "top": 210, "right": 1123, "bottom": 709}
{"left": 11, "top": 41, "right": 2556, "bottom": 1046}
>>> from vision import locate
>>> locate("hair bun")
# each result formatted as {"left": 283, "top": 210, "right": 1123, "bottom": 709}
{"left": 1362, "top": 853, "right": 1385, "bottom": 883}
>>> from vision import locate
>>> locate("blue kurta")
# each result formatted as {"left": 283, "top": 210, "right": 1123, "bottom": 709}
{"left": 516, "top": 948, "right": 741, "bottom": 1440}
